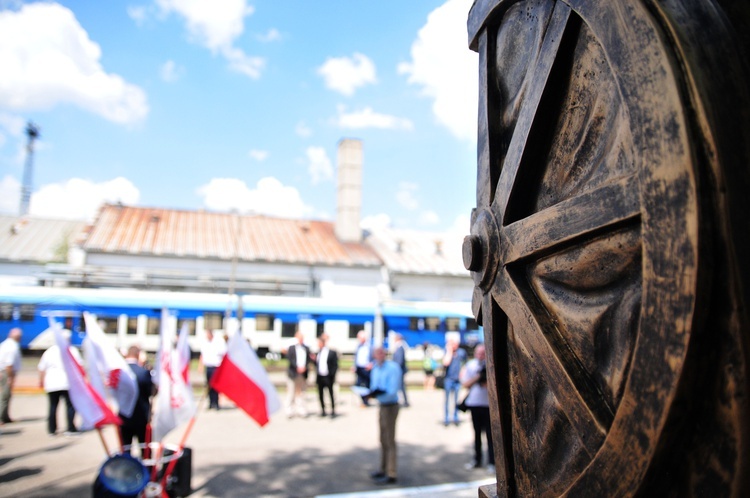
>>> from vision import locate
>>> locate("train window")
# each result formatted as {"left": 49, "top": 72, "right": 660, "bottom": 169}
{"left": 20, "top": 304, "right": 35, "bottom": 321}
{"left": 177, "top": 318, "right": 196, "bottom": 336}
{"left": 409, "top": 317, "right": 440, "bottom": 331}
{"left": 204, "top": 312, "right": 223, "bottom": 332}
{"left": 98, "top": 317, "right": 119, "bottom": 334}
{"left": 0, "top": 304, "right": 12, "bottom": 321}
{"left": 446, "top": 317, "right": 461, "bottom": 332}
{"left": 146, "top": 317, "right": 161, "bottom": 335}
{"left": 316, "top": 322, "right": 325, "bottom": 337}
{"left": 281, "top": 322, "right": 297, "bottom": 338}
{"left": 466, "top": 318, "right": 479, "bottom": 330}
{"left": 255, "top": 314, "right": 274, "bottom": 331}
{"left": 348, "top": 324, "right": 360, "bottom": 339}
{"left": 127, "top": 317, "right": 138, "bottom": 335}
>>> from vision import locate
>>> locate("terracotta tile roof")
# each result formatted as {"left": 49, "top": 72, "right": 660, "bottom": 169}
{"left": 0, "top": 216, "right": 87, "bottom": 263}
{"left": 82, "top": 204, "right": 382, "bottom": 267}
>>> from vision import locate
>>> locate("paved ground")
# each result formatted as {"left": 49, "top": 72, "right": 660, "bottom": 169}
{"left": 1, "top": 361, "right": 496, "bottom": 498}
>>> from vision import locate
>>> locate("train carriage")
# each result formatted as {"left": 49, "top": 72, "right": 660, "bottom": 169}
{"left": 0, "top": 286, "right": 481, "bottom": 356}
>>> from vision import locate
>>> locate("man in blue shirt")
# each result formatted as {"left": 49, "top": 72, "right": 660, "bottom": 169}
{"left": 368, "top": 346, "right": 401, "bottom": 485}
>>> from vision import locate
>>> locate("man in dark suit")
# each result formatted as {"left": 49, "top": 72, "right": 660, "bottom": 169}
{"left": 315, "top": 334, "right": 339, "bottom": 418}
{"left": 286, "top": 329, "right": 311, "bottom": 418}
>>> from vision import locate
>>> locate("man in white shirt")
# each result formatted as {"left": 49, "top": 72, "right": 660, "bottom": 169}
{"left": 200, "top": 329, "right": 227, "bottom": 410}
{"left": 38, "top": 330, "right": 82, "bottom": 435}
{"left": 0, "top": 328, "right": 22, "bottom": 425}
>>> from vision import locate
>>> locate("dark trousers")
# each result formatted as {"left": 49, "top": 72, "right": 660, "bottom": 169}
{"left": 355, "top": 367, "right": 371, "bottom": 387}
{"left": 206, "top": 366, "right": 219, "bottom": 408}
{"left": 470, "top": 406, "right": 494, "bottom": 465}
{"left": 120, "top": 412, "right": 148, "bottom": 449}
{"left": 317, "top": 375, "right": 335, "bottom": 414}
{"left": 379, "top": 404, "right": 400, "bottom": 478}
{"left": 47, "top": 390, "right": 75, "bottom": 434}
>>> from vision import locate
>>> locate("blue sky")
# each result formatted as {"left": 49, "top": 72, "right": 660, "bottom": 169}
{"left": 0, "top": 0, "right": 478, "bottom": 233}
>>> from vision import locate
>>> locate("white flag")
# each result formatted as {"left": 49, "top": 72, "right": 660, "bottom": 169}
{"left": 82, "top": 312, "right": 138, "bottom": 418}
{"left": 152, "top": 309, "right": 196, "bottom": 441}
{"left": 50, "top": 320, "right": 121, "bottom": 430}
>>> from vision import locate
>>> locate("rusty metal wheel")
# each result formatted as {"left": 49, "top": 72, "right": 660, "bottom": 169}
{"left": 466, "top": 1, "right": 750, "bottom": 496}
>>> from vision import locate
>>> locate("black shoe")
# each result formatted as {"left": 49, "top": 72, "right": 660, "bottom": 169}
{"left": 370, "top": 471, "right": 385, "bottom": 480}
{"left": 374, "top": 476, "right": 397, "bottom": 485}
{"left": 319, "top": 412, "right": 328, "bottom": 417}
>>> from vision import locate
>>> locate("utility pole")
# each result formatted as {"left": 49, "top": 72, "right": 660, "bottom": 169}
{"left": 19, "top": 121, "right": 40, "bottom": 217}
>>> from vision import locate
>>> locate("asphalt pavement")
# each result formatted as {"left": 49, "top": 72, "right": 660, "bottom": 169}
{"left": 1, "top": 363, "right": 496, "bottom": 497}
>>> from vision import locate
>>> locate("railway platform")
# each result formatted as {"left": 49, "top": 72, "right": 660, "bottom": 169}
{"left": 1, "top": 361, "right": 494, "bottom": 497}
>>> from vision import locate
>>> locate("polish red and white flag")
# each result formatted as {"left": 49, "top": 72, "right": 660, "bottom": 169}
{"left": 81, "top": 312, "right": 138, "bottom": 418}
{"left": 51, "top": 320, "right": 121, "bottom": 429}
{"left": 210, "top": 332, "right": 281, "bottom": 426}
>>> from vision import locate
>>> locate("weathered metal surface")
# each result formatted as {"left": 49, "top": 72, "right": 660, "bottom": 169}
{"left": 465, "top": 1, "right": 750, "bottom": 496}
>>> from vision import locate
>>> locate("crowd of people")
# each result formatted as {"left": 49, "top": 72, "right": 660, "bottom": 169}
{"left": 1, "top": 325, "right": 493, "bottom": 487}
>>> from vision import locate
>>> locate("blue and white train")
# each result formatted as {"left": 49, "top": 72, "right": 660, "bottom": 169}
{"left": 0, "top": 286, "right": 482, "bottom": 355}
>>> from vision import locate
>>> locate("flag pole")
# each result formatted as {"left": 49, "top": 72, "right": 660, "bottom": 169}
{"left": 159, "top": 393, "right": 206, "bottom": 489}
{"left": 96, "top": 427, "right": 111, "bottom": 456}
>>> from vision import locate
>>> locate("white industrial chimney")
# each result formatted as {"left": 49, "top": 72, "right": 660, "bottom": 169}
{"left": 336, "top": 138, "right": 363, "bottom": 242}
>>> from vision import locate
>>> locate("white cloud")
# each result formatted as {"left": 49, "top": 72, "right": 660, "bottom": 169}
{"left": 398, "top": 0, "right": 477, "bottom": 141}
{"left": 335, "top": 105, "right": 413, "bottom": 131}
{"left": 160, "top": 60, "right": 184, "bottom": 82}
{"left": 197, "top": 177, "right": 313, "bottom": 218}
{"left": 448, "top": 213, "right": 470, "bottom": 235}
{"left": 306, "top": 146, "right": 333, "bottom": 185}
{"left": 29, "top": 177, "right": 140, "bottom": 220}
{"left": 295, "top": 121, "right": 312, "bottom": 138}
{"left": 248, "top": 149, "right": 269, "bottom": 161}
{"left": 317, "top": 53, "right": 376, "bottom": 96}
{"left": 396, "top": 182, "right": 419, "bottom": 210}
{"left": 127, "top": 5, "right": 149, "bottom": 26}
{"left": 0, "top": 175, "right": 20, "bottom": 214}
{"left": 361, "top": 213, "right": 392, "bottom": 231}
{"left": 0, "top": 112, "right": 26, "bottom": 137}
{"left": 0, "top": 3, "right": 149, "bottom": 124}
{"left": 419, "top": 210, "right": 440, "bottom": 226}
{"left": 156, "top": 0, "right": 264, "bottom": 79}
{"left": 257, "top": 28, "right": 281, "bottom": 43}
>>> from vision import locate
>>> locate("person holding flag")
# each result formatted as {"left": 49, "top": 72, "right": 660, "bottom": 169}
{"left": 49, "top": 319, "right": 121, "bottom": 439}
{"left": 82, "top": 313, "right": 138, "bottom": 422}
{"left": 119, "top": 345, "right": 153, "bottom": 451}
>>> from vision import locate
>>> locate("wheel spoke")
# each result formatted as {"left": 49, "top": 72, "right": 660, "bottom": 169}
{"left": 503, "top": 174, "right": 641, "bottom": 263}
{"left": 493, "top": 2, "right": 572, "bottom": 215}
{"left": 496, "top": 273, "right": 608, "bottom": 456}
